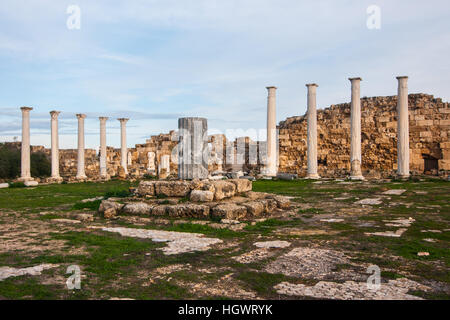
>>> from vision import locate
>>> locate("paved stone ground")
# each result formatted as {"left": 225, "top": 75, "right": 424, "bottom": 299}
{"left": 0, "top": 178, "right": 448, "bottom": 300}
{"left": 99, "top": 226, "right": 222, "bottom": 255}
{"left": 274, "top": 278, "right": 430, "bottom": 300}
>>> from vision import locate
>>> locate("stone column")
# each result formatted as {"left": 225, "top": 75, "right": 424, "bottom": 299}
{"left": 118, "top": 118, "right": 129, "bottom": 175}
{"left": 264, "top": 86, "right": 278, "bottom": 176}
{"left": 178, "top": 117, "right": 208, "bottom": 179}
{"left": 159, "top": 154, "right": 171, "bottom": 179}
{"left": 306, "top": 84, "right": 320, "bottom": 179}
{"left": 50, "top": 111, "right": 62, "bottom": 181}
{"left": 349, "top": 78, "right": 364, "bottom": 180}
{"left": 396, "top": 76, "right": 410, "bottom": 178}
{"left": 99, "top": 117, "right": 109, "bottom": 179}
{"left": 76, "top": 114, "right": 87, "bottom": 179}
{"left": 19, "top": 107, "right": 33, "bottom": 181}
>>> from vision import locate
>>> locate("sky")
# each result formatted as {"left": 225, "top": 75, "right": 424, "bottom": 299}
{"left": 0, "top": 0, "right": 449, "bottom": 149}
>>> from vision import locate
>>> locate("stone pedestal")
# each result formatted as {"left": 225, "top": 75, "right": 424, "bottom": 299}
{"left": 178, "top": 117, "right": 208, "bottom": 180}
{"left": 50, "top": 111, "right": 62, "bottom": 182}
{"left": 396, "top": 76, "right": 410, "bottom": 178}
{"left": 263, "top": 86, "right": 278, "bottom": 176}
{"left": 349, "top": 78, "right": 364, "bottom": 180}
{"left": 76, "top": 114, "right": 87, "bottom": 180}
{"left": 19, "top": 107, "right": 33, "bottom": 182}
{"left": 118, "top": 118, "right": 129, "bottom": 175}
{"left": 306, "top": 84, "right": 320, "bottom": 179}
{"left": 99, "top": 117, "right": 109, "bottom": 179}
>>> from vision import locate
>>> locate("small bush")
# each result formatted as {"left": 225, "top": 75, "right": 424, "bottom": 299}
{"left": 9, "top": 182, "right": 26, "bottom": 188}
{"left": 72, "top": 200, "right": 102, "bottom": 211}
{"left": 104, "top": 189, "right": 131, "bottom": 199}
{"left": 143, "top": 174, "right": 158, "bottom": 180}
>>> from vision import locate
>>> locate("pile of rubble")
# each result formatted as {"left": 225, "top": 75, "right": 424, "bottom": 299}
{"left": 98, "top": 179, "right": 291, "bottom": 220}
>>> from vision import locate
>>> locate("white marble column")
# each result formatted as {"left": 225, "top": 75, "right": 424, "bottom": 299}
{"left": 306, "top": 84, "right": 320, "bottom": 179}
{"left": 265, "top": 86, "right": 278, "bottom": 176}
{"left": 99, "top": 117, "right": 109, "bottom": 179}
{"left": 19, "top": 107, "right": 33, "bottom": 181}
{"left": 118, "top": 118, "right": 129, "bottom": 175}
{"left": 396, "top": 76, "right": 410, "bottom": 178}
{"left": 76, "top": 114, "right": 87, "bottom": 179}
{"left": 349, "top": 78, "right": 364, "bottom": 180}
{"left": 50, "top": 111, "right": 62, "bottom": 181}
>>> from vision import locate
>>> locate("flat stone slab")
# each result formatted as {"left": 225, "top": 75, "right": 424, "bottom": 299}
{"left": 274, "top": 278, "right": 429, "bottom": 300}
{"left": 355, "top": 198, "right": 382, "bottom": 205}
{"left": 382, "top": 189, "right": 406, "bottom": 195}
{"left": 101, "top": 227, "right": 222, "bottom": 255}
{"left": 232, "top": 248, "right": 273, "bottom": 264}
{"left": 320, "top": 218, "right": 345, "bottom": 223}
{"left": 0, "top": 183, "right": 9, "bottom": 189}
{"left": 0, "top": 264, "right": 58, "bottom": 281}
{"left": 52, "top": 219, "right": 82, "bottom": 224}
{"left": 365, "top": 228, "right": 407, "bottom": 238}
{"left": 254, "top": 241, "right": 291, "bottom": 249}
{"left": 24, "top": 181, "right": 39, "bottom": 187}
{"left": 265, "top": 247, "right": 349, "bottom": 279}
{"left": 383, "top": 218, "right": 415, "bottom": 227}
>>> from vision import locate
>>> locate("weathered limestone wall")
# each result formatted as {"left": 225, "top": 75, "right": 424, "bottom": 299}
{"left": 278, "top": 94, "right": 450, "bottom": 177}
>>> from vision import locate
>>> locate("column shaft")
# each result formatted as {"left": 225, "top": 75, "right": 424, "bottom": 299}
{"left": 178, "top": 117, "right": 208, "bottom": 179}
{"left": 76, "top": 114, "right": 87, "bottom": 179}
{"left": 397, "top": 76, "right": 410, "bottom": 178}
{"left": 349, "top": 78, "right": 364, "bottom": 180}
{"left": 265, "top": 86, "right": 278, "bottom": 176}
{"left": 99, "top": 117, "right": 108, "bottom": 178}
{"left": 118, "top": 118, "right": 129, "bottom": 175}
{"left": 50, "top": 111, "right": 61, "bottom": 180}
{"left": 20, "top": 107, "right": 33, "bottom": 181}
{"left": 306, "top": 84, "right": 320, "bottom": 179}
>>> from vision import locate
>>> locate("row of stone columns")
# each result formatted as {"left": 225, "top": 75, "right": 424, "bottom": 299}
{"left": 19, "top": 110, "right": 129, "bottom": 181}
{"left": 264, "top": 76, "right": 410, "bottom": 179}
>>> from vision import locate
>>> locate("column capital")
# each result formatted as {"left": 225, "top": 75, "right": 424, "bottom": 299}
{"left": 50, "top": 111, "right": 61, "bottom": 119}
{"left": 396, "top": 76, "right": 408, "bottom": 80}
{"left": 21, "top": 106, "right": 33, "bottom": 112}
{"left": 76, "top": 113, "right": 87, "bottom": 119}
{"left": 349, "top": 77, "right": 362, "bottom": 81}
{"left": 306, "top": 83, "right": 318, "bottom": 88}
{"left": 118, "top": 118, "right": 129, "bottom": 123}
{"left": 266, "top": 86, "right": 277, "bottom": 90}
{"left": 99, "top": 116, "right": 109, "bottom": 121}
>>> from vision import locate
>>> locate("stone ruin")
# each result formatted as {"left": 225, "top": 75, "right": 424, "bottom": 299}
{"left": 98, "top": 117, "right": 291, "bottom": 221}
{"left": 3, "top": 76, "right": 449, "bottom": 185}
{"left": 99, "top": 179, "right": 291, "bottom": 221}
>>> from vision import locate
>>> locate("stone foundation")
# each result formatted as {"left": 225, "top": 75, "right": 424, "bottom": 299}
{"left": 99, "top": 179, "right": 291, "bottom": 221}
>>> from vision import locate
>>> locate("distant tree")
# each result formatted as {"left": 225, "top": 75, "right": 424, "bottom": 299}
{"left": 31, "top": 152, "right": 51, "bottom": 177}
{"left": 0, "top": 144, "right": 50, "bottom": 179}
{"left": 0, "top": 143, "right": 20, "bottom": 179}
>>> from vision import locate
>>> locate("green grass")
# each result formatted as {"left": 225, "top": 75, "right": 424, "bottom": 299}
{"left": 0, "top": 180, "right": 137, "bottom": 210}
{"left": 72, "top": 200, "right": 102, "bottom": 211}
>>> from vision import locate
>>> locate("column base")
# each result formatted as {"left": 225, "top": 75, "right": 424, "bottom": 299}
{"left": 260, "top": 167, "right": 278, "bottom": 177}
{"left": 18, "top": 177, "right": 33, "bottom": 182}
{"left": 396, "top": 174, "right": 410, "bottom": 180}
{"left": 349, "top": 175, "right": 365, "bottom": 181}
{"left": 75, "top": 175, "right": 88, "bottom": 181}
{"left": 305, "top": 173, "right": 321, "bottom": 180}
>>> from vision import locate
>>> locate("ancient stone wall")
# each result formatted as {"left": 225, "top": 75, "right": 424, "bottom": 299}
{"left": 278, "top": 94, "right": 450, "bottom": 177}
